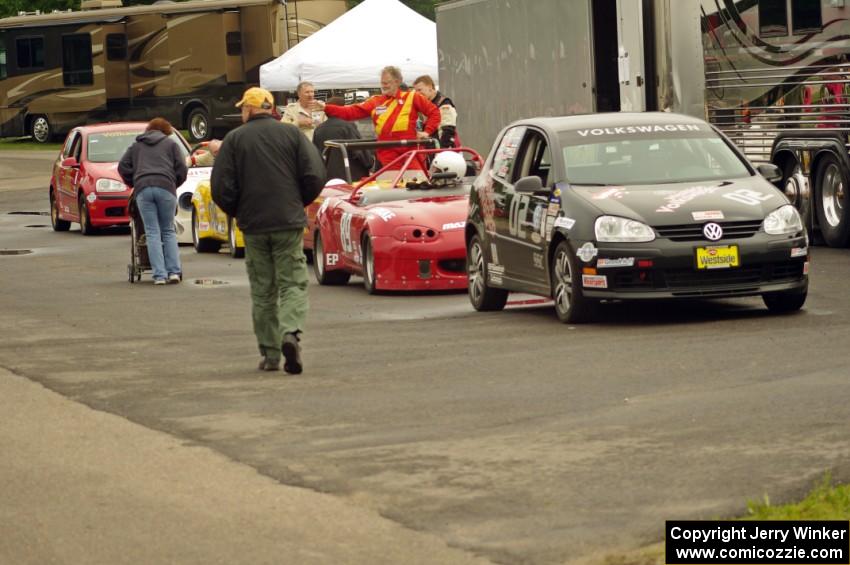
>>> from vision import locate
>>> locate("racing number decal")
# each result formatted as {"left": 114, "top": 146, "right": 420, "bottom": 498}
{"left": 340, "top": 213, "right": 354, "bottom": 253}
{"left": 722, "top": 189, "right": 773, "bottom": 206}
{"left": 509, "top": 194, "right": 530, "bottom": 239}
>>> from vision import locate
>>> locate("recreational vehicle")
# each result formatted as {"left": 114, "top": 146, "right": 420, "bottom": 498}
{"left": 0, "top": 0, "right": 345, "bottom": 143}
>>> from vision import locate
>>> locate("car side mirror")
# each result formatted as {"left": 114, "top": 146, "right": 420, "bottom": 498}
{"left": 514, "top": 175, "right": 543, "bottom": 193}
{"left": 61, "top": 157, "right": 79, "bottom": 168}
{"left": 757, "top": 163, "right": 782, "bottom": 184}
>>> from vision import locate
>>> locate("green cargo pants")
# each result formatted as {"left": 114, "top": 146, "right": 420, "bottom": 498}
{"left": 243, "top": 229, "right": 309, "bottom": 362}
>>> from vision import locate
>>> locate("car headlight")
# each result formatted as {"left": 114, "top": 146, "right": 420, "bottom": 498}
{"left": 594, "top": 215, "right": 655, "bottom": 242}
{"left": 95, "top": 178, "right": 126, "bottom": 192}
{"left": 763, "top": 204, "right": 803, "bottom": 235}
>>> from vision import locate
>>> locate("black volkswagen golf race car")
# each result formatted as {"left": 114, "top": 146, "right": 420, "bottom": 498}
{"left": 465, "top": 113, "right": 809, "bottom": 323}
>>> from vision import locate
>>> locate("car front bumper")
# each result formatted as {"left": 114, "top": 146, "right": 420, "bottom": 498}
{"left": 372, "top": 233, "right": 468, "bottom": 291}
{"left": 574, "top": 233, "right": 809, "bottom": 300}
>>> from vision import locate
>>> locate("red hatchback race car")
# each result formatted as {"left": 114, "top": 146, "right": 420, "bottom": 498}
{"left": 312, "top": 140, "right": 483, "bottom": 293}
{"left": 49, "top": 122, "right": 192, "bottom": 235}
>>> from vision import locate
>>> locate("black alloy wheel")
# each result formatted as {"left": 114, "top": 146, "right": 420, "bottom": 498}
{"left": 551, "top": 240, "right": 595, "bottom": 323}
{"left": 467, "top": 234, "right": 507, "bottom": 311}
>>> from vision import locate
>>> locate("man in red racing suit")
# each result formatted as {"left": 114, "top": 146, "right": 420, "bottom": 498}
{"left": 314, "top": 66, "right": 441, "bottom": 169}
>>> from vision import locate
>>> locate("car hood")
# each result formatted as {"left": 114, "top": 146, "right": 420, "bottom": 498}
{"left": 569, "top": 176, "right": 787, "bottom": 225}
{"left": 85, "top": 161, "right": 124, "bottom": 182}
{"left": 178, "top": 166, "right": 212, "bottom": 197}
{"left": 364, "top": 194, "right": 469, "bottom": 229}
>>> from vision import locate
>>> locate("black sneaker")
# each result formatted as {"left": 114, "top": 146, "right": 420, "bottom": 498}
{"left": 281, "top": 333, "right": 303, "bottom": 374}
{"left": 258, "top": 356, "right": 281, "bottom": 371}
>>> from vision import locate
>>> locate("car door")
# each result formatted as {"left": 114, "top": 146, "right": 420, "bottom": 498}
{"left": 487, "top": 126, "right": 525, "bottom": 281}
{"left": 57, "top": 132, "right": 82, "bottom": 218}
{"left": 501, "top": 128, "right": 552, "bottom": 286}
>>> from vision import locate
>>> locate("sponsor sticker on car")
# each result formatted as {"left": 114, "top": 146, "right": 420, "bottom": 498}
{"left": 597, "top": 257, "right": 635, "bottom": 268}
{"left": 790, "top": 247, "right": 807, "bottom": 258}
{"left": 696, "top": 245, "right": 739, "bottom": 269}
{"left": 692, "top": 210, "right": 724, "bottom": 221}
{"left": 582, "top": 274, "right": 608, "bottom": 288}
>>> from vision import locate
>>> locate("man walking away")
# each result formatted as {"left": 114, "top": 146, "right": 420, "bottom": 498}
{"left": 211, "top": 87, "right": 326, "bottom": 374}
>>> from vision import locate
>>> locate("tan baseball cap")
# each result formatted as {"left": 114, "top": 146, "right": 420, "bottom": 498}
{"left": 235, "top": 87, "right": 274, "bottom": 109}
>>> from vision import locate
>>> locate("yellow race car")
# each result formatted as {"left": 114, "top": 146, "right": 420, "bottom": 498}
{"left": 191, "top": 179, "right": 245, "bottom": 258}
{"left": 191, "top": 179, "right": 325, "bottom": 260}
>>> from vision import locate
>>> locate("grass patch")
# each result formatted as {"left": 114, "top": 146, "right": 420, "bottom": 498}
{"left": 593, "top": 476, "right": 850, "bottom": 565}
{"left": 0, "top": 137, "right": 63, "bottom": 152}
{"left": 745, "top": 475, "right": 850, "bottom": 521}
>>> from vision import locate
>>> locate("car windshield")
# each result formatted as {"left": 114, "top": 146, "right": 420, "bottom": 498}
{"left": 560, "top": 132, "right": 751, "bottom": 185}
{"left": 87, "top": 131, "right": 189, "bottom": 163}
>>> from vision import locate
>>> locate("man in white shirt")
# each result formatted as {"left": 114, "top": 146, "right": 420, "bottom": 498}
{"left": 280, "top": 81, "right": 325, "bottom": 141}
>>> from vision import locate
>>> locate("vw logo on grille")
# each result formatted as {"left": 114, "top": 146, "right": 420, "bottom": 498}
{"left": 703, "top": 222, "right": 723, "bottom": 241}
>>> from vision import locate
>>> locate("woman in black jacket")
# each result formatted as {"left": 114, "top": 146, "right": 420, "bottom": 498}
{"left": 119, "top": 118, "right": 188, "bottom": 285}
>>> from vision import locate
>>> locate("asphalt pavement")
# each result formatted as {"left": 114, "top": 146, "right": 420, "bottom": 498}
{"left": 1, "top": 150, "right": 850, "bottom": 565}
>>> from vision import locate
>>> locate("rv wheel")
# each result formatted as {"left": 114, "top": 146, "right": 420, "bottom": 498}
{"left": 187, "top": 108, "right": 211, "bottom": 142}
{"left": 30, "top": 115, "right": 51, "bottom": 144}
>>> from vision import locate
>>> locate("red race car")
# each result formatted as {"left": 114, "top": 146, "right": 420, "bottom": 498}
{"left": 312, "top": 140, "right": 483, "bottom": 293}
{"left": 49, "top": 122, "right": 193, "bottom": 235}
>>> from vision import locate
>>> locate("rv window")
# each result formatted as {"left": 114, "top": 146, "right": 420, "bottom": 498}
{"left": 16, "top": 37, "right": 45, "bottom": 69}
{"left": 758, "top": 0, "right": 788, "bottom": 37}
{"left": 226, "top": 32, "right": 242, "bottom": 56}
{"left": 62, "top": 34, "right": 93, "bottom": 86}
{"left": 0, "top": 38, "right": 6, "bottom": 79}
{"left": 106, "top": 34, "right": 127, "bottom": 61}
{"left": 792, "top": 1, "right": 822, "bottom": 34}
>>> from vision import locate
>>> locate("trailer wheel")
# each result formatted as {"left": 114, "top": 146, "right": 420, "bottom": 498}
{"left": 30, "top": 115, "right": 52, "bottom": 143}
{"left": 814, "top": 153, "right": 850, "bottom": 247}
{"left": 187, "top": 107, "right": 211, "bottom": 142}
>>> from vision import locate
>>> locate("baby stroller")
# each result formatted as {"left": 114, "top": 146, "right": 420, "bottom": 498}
{"left": 127, "top": 194, "right": 151, "bottom": 283}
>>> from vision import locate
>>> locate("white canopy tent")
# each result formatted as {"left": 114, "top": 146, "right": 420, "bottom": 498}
{"left": 260, "top": 0, "right": 438, "bottom": 91}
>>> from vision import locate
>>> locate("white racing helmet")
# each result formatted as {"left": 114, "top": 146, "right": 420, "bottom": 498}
{"left": 429, "top": 151, "right": 467, "bottom": 180}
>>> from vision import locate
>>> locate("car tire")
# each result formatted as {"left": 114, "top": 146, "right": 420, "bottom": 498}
{"left": 30, "top": 115, "right": 52, "bottom": 143}
{"left": 228, "top": 218, "right": 244, "bottom": 258}
{"left": 782, "top": 159, "right": 811, "bottom": 228}
{"left": 192, "top": 208, "right": 221, "bottom": 253}
{"left": 763, "top": 285, "right": 808, "bottom": 314}
{"left": 187, "top": 107, "right": 211, "bottom": 142}
{"left": 312, "top": 231, "right": 350, "bottom": 285}
{"left": 814, "top": 152, "right": 850, "bottom": 247}
{"left": 362, "top": 234, "right": 378, "bottom": 294}
{"left": 50, "top": 190, "right": 70, "bottom": 232}
{"left": 78, "top": 194, "right": 96, "bottom": 236}
{"left": 550, "top": 240, "right": 595, "bottom": 323}
{"left": 467, "top": 234, "right": 508, "bottom": 311}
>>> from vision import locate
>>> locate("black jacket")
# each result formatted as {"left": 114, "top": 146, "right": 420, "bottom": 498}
{"left": 118, "top": 131, "right": 188, "bottom": 195}
{"left": 211, "top": 114, "right": 326, "bottom": 234}
{"left": 313, "top": 117, "right": 374, "bottom": 181}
